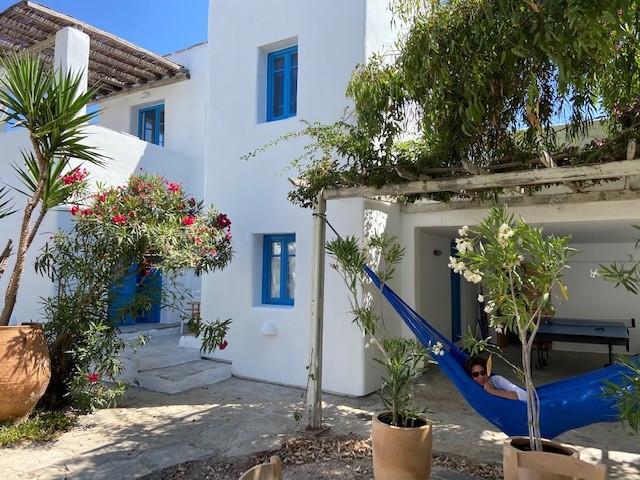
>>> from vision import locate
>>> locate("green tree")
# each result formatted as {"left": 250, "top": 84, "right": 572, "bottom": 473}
{"left": 450, "top": 207, "right": 576, "bottom": 451}
{"left": 0, "top": 53, "right": 102, "bottom": 326}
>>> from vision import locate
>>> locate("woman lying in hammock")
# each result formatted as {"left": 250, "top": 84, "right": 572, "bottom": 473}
{"left": 463, "top": 356, "right": 526, "bottom": 401}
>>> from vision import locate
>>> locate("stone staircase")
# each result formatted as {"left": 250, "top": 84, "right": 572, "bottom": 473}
{"left": 120, "top": 325, "right": 231, "bottom": 394}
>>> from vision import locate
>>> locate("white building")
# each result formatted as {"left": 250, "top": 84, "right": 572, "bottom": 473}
{"left": 0, "top": 1, "right": 638, "bottom": 401}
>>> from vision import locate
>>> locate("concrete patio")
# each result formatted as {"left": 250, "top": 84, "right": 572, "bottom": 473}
{"left": 1, "top": 340, "right": 638, "bottom": 479}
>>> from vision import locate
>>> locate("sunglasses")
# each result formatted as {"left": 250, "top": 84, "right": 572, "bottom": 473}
{"left": 472, "top": 370, "right": 487, "bottom": 378}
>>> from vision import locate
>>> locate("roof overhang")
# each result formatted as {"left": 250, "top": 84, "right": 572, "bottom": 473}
{"left": 0, "top": 1, "right": 190, "bottom": 103}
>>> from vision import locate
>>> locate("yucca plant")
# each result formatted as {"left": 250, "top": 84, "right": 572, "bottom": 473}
{"left": 0, "top": 53, "right": 102, "bottom": 326}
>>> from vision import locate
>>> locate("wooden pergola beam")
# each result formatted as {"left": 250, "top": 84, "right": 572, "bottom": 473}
{"left": 322, "top": 158, "right": 640, "bottom": 200}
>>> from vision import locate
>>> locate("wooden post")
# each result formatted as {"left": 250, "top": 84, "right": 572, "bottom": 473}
{"left": 306, "top": 192, "right": 326, "bottom": 429}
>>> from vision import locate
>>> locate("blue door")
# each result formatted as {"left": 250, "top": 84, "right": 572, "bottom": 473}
{"left": 108, "top": 264, "right": 162, "bottom": 325}
{"left": 136, "top": 268, "right": 162, "bottom": 323}
{"left": 108, "top": 265, "right": 137, "bottom": 326}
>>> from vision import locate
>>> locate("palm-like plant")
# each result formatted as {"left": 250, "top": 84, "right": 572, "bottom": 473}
{"left": 0, "top": 53, "right": 102, "bottom": 326}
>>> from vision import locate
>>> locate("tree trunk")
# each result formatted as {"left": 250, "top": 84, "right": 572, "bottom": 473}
{"left": 38, "top": 331, "right": 74, "bottom": 409}
{"left": 0, "top": 137, "right": 48, "bottom": 326}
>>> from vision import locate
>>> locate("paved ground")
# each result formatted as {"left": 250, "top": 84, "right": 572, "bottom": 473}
{"left": 1, "top": 346, "right": 639, "bottom": 479}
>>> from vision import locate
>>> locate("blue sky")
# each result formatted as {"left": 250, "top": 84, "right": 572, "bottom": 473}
{"left": 0, "top": 0, "right": 208, "bottom": 56}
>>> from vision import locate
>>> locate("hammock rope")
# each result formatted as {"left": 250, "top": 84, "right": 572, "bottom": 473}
{"left": 363, "top": 266, "right": 632, "bottom": 438}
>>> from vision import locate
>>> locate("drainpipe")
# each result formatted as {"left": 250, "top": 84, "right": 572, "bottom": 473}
{"left": 306, "top": 191, "right": 326, "bottom": 429}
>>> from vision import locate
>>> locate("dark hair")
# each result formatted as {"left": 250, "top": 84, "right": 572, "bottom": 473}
{"left": 463, "top": 355, "right": 487, "bottom": 376}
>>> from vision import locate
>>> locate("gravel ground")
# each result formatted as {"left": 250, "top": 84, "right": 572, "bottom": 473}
{"left": 139, "top": 434, "right": 503, "bottom": 480}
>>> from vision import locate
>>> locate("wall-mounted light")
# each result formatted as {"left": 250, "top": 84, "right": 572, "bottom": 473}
{"left": 261, "top": 321, "right": 278, "bottom": 336}
{"left": 433, "top": 249, "right": 442, "bottom": 256}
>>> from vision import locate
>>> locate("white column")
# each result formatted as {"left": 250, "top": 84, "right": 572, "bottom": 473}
{"left": 53, "top": 27, "right": 90, "bottom": 114}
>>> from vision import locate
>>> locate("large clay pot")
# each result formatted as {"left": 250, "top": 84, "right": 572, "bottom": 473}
{"left": 0, "top": 325, "right": 51, "bottom": 423}
{"left": 503, "top": 437, "right": 579, "bottom": 480}
{"left": 372, "top": 411, "right": 433, "bottom": 480}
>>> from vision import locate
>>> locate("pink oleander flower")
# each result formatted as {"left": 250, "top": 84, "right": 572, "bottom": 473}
{"left": 195, "top": 237, "right": 202, "bottom": 244}
{"left": 69, "top": 205, "right": 80, "bottom": 216}
{"left": 81, "top": 208, "right": 93, "bottom": 216}
{"left": 182, "top": 216, "right": 195, "bottom": 226}
{"left": 98, "top": 193, "right": 107, "bottom": 202}
{"left": 87, "top": 373, "right": 99, "bottom": 383}
{"left": 168, "top": 182, "right": 181, "bottom": 192}
{"left": 112, "top": 214, "right": 127, "bottom": 224}
{"left": 219, "top": 340, "right": 228, "bottom": 350}
{"left": 216, "top": 213, "right": 231, "bottom": 229}
{"left": 62, "top": 167, "right": 88, "bottom": 185}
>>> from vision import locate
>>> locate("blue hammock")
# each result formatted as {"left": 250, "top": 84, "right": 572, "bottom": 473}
{"left": 364, "top": 266, "right": 633, "bottom": 438}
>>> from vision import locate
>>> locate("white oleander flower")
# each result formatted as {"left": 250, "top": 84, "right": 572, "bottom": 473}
{"left": 463, "top": 269, "right": 482, "bottom": 284}
{"left": 590, "top": 268, "right": 599, "bottom": 278}
{"left": 498, "top": 223, "right": 515, "bottom": 246}
{"left": 458, "top": 225, "right": 470, "bottom": 237}
{"left": 431, "top": 342, "right": 445, "bottom": 356}
{"left": 477, "top": 294, "right": 484, "bottom": 303}
{"left": 484, "top": 300, "right": 496, "bottom": 314}
{"left": 448, "top": 256, "right": 466, "bottom": 274}
{"left": 455, "top": 237, "right": 473, "bottom": 254}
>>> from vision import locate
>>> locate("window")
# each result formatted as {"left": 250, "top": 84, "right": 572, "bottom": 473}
{"left": 262, "top": 234, "right": 296, "bottom": 305}
{"left": 267, "top": 46, "right": 297, "bottom": 122}
{"left": 138, "top": 104, "right": 164, "bottom": 146}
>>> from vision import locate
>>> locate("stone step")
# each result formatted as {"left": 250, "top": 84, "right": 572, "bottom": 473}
{"left": 121, "top": 333, "right": 202, "bottom": 372}
{"left": 135, "top": 359, "right": 232, "bottom": 394}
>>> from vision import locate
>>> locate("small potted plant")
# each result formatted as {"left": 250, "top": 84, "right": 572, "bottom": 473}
{"left": 450, "top": 207, "right": 579, "bottom": 478}
{"left": 327, "top": 233, "right": 443, "bottom": 479}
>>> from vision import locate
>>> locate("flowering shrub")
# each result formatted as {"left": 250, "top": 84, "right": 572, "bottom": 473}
{"left": 69, "top": 172, "right": 233, "bottom": 276}
{"left": 449, "top": 207, "right": 576, "bottom": 450}
{"left": 36, "top": 172, "right": 234, "bottom": 411}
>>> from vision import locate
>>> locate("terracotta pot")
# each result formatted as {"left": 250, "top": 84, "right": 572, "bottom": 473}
{"left": 503, "top": 437, "right": 579, "bottom": 480}
{"left": 372, "top": 411, "right": 433, "bottom": 480}
{"left": 0, "top": 325, "right": 51, "bottom": 423}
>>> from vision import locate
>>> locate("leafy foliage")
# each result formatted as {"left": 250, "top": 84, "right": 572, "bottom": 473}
{"left": 327, "top": 233, "right": 441, "bottom": 427}
{"left": 0, "top": 409, "right": 76, "bottom": 446}
{"left": 35, "top": 173, "right": 234, "bottom": 411}
{"left": 450, "top": 207, "right": 576, "bottom": 451}
{"left": 251, "top": 1, "right": 639, "bottom": 209}
{"left": 71, "top": 172, "right": 233, "bottom": 276}
{"left": 195, "top": 318, "right": 231, "bottom": 355}
{"left": 603, "top": 355, "right": 640, "bottom": 433}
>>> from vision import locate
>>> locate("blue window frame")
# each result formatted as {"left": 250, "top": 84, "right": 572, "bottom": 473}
{"left": 138, "top": 104, "right": 164, "bottom": 146}
{"left": 262, "top": 234, "right": 296, "bottom": 305}
{"left": 267, "top": 46, "right": 298, "bottom": 122}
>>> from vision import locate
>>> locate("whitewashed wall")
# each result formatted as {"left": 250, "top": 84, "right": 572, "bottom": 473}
{"left": 97, "top": 43, "right": 208, "bottom": 198}
{"left": 202, "top": 0, "right": 396, "bottom": 394}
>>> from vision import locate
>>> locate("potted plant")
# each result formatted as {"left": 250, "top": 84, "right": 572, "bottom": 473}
{"left": 450, "top": 207, "right": 579, "bottom": 479}
{"left": 326, "top": 233, "right": 443, "bottom": 479}
{"left": 0, "top": 53, "right": 102, "bottom": 422}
